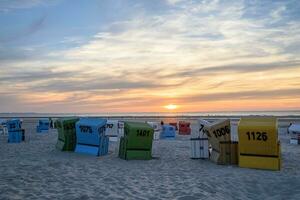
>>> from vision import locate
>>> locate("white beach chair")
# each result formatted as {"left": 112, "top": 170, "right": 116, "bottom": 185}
{"left": 106, "top": 120, "right": 119, "bottom": 142}
{"left": 147, "top": 121, "right": 161, "bottom": 140}
{"left": 190, "top": 119, "right": 210, "bottom": 159}
{"left": 288, "top": 124, "right": 300, "bottom": 144}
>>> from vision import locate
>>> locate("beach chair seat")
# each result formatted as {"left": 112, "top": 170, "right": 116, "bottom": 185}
{"left": 118, "top": 122, "right": 154, "bottom": 160}
{"left": 147, "top": 122, "right": 161, "bottom": 140}
{"left": 105, "top": 120, "right": 119, "bottom": 136}
{"left": 7, "top": 119, "right": 23, "bottom": 143}
{"left": 74, "top": 118, "right": 108, "bottom": 156}
{"left": 238, "top": 117, "right": 281, "bottom": 170}
{"left": 190, "top": 120, "right": 210, "bottom": 159}
{"left": 56, "top": 118, "right": 79, "bottom": 151}
{"left": 179, "top": 121, "right": 191, "bottom": 135}
{"left": 218, "top": 141, "right": 239, "bottom": 165}
{"left": 161, "top": 125, "right": 176, "bottom": 139}
{"left": 7, "top": 119, "right": 22, "bottom": 132}
{"left": 201, "top": 119, "right": 236, "bottom": 165}
{"left": 190, "top": 138, "right": 209, "bottom": 159}
{"left": 105, "top": 120, "right": 119, "bottom": 142}
{"left": 8, "top": 130, "right": 22, "bottom": 143}
{"left": 36, "top": 119, "right": 50, "bottom": 133}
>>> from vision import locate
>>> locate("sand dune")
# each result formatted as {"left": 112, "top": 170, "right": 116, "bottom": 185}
{"left": 0, "top": 118, "right": 300, "bottom": 200}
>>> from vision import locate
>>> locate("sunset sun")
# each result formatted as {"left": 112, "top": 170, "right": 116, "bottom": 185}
{"left": 164, "top": 104, "right": 178, "bottom": 110}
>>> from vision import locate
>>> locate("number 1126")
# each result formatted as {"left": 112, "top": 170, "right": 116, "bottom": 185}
{"left": 246, "top": 131, "right": 268, "bottom": 141}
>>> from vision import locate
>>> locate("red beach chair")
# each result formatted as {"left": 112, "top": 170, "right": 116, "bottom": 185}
{"left": 179, "top": 121, "right": 191, "bottom": 135}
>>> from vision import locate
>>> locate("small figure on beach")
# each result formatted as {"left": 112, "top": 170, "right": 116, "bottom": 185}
{"left": 49, "top": 118, "right": 53, "bottom": 129}
{"left": 287, "top": 123, "right": 292, "bottom": 134}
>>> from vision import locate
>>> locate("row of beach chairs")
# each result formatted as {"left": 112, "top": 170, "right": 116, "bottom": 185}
{"left": 2, "top": 117, "right": 283, "bottom": 171}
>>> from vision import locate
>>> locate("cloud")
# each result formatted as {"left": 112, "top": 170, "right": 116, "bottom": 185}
{"left": 0, "top": 92, "right": 26, "bottom": 112}
{"left": 0, "top": 65, "right": 186, "bottom": 94}
{"left": 178, "top": 88, "right": 300, "bottom": 103}
{"left": 160, "top": 60, "right": 300, "bottom": 78}
{"left": 0, "top": 0, "right": 60, "bottom": 12}
{"left": 0, "top": 68, "right": 75, "bottom": 83}
{"left": 0, "top": 47, "right": 30, "bottom": 61}
{"left": 0, "top": 15, "right": 47, "bottom": 43}
{"left": 0, "top": 0, "right": 300, "bottom": 112}
{"left": 60, "top": 0, "right": 299, "bottom": 71}
{"left": 30, "top": 78, "right": 182, "bottom": 93}
{"left": 165, "top": 0, "right": 183, "bottom": 5}
{"left": 0, "top": 0, "right": 42, "bottom": 12}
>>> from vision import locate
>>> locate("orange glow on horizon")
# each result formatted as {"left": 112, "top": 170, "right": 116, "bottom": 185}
{"left": 164, "top": 104, "right": 178, "bottom": 110}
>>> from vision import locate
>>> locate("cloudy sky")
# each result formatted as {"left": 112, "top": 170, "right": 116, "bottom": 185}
{"left": 0, "top": 0, "right": 299, "bottom": 113}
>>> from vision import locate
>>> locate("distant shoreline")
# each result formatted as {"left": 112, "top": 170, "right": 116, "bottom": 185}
{"left": 1, "top": 111, "right": 300, "bottom": 120}
{"left": 1, "top": 114, "right": 300, "bottom": 119}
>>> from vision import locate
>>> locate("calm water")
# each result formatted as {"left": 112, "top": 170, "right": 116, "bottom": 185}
{"left": 1, "top": 111, "right": 300, "bottom": 118}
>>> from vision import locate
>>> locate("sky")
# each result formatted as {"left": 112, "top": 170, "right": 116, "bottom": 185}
{"left": 0, "top": 0, "right": 300, "bottom": 113}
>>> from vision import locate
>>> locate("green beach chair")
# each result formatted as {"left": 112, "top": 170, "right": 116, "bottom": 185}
{"left": 118, "top": 121, "right": 154, "bottom": 160}
{"left": 56, "top": 118, "right": 79, "bottom": 151}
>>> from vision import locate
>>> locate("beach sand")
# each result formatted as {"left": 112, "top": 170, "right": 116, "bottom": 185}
{"left": 0, "top": 118, "right": 300, "bottom": 200}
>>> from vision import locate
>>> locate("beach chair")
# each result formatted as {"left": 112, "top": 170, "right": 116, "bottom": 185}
{"left": 7, "top": 119, "right": 23, "bottom": 143}
{"left": 160, "top": 125, "right": 176, "bottom": 139}
{"left": 54, "top": 120, "right": 59, "bottom": 129}
{"left": 56, "top": 118, "right": 79, "bottom": 151}
{"left": 190, "top": 120, "right": 209, "bottom": 159}
{"left": 7, "top": 119, "right": 22, "bottom": 132}
{"left": 36, "top": 119, "right": 50, "bottom": 133}
{"left": 75, "top": 118, "right": 108, "bottom": 156}
{"left": 118, "top": 121, "right": 125, "bottom": 137}
{"left": 105, "top": 120, "right": 119, "bottom": 142}
{"left": 179, "top": 121, "right": 191, "bottom": 135}
{"left": 238, "top": 117, "right": 281, "bottom": 170}
{"left": 190, "top": 138, "right": 209, "bottom": 159}
{"left": 288, "top": 124, "right": 300, "bottom": 144}
{"left": 8, "top": 131, "right": 22, "bottom": 143}
{"left": 118, "top": 122, "right": 154, "bottom": 160}
{"left": 0, "top": 119, "right": 7, "bottom": 136}
{"left": 147, "top": 121, "right": 161, "bottom": 140}
{"left": 201, "top": 119, "right": 238, "bottom": 165}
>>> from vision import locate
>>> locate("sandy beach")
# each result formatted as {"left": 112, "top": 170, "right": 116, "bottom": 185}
{"left": 0, "top": 117, "right": 300, "bottom": 200}
{"left": 2, "top": 0, "right": 300, "bottom": 199}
